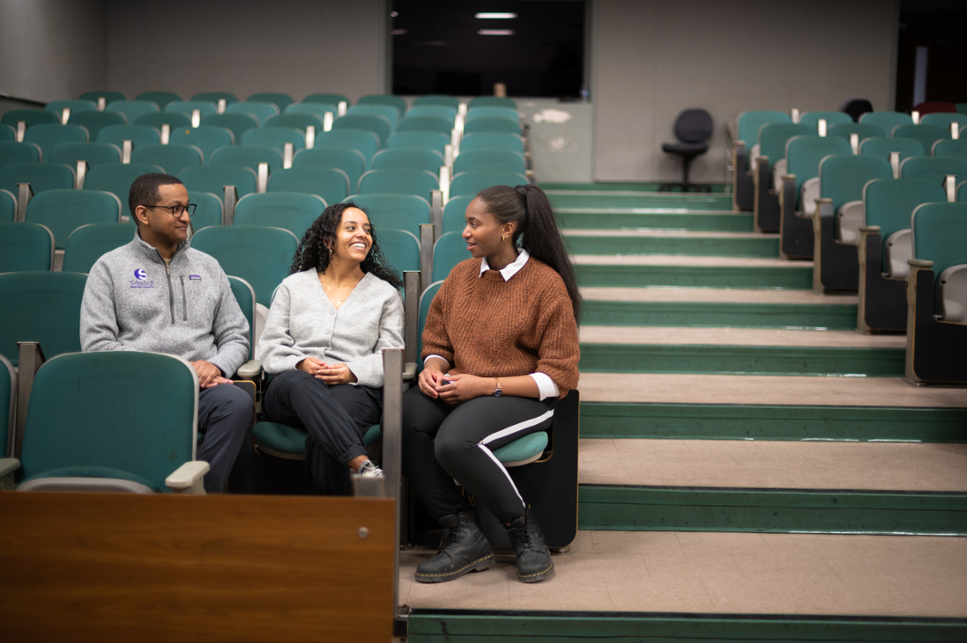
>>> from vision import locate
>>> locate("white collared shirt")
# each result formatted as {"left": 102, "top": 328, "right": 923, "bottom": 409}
{"left": 425, "top": 248, "right": 561, "bottom": 400}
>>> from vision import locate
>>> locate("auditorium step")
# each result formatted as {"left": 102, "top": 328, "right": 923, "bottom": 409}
{"left": 564, "top": 229, "right": 779, "bottom": 257}
{"left": 575, "top": 255, "right": 812, "bottom": 288}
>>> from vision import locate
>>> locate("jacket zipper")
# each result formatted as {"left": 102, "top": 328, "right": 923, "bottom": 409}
{"left": 165, "top": 262, "right": 175, "bottom": 324}
{"left": 180, "top": 276, "right": 188, "bottom": 321}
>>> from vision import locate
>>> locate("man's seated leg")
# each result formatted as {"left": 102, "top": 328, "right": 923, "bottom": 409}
{"left": 198, "top": 383, "right": 254, "bottom": 493}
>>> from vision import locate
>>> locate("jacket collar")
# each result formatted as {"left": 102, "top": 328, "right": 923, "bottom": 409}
{"left": 132, "top": 229, "right": 190, "bottom": 264}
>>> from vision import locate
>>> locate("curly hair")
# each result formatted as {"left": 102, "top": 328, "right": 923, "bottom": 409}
{"left": 290, "top": 202, "right": 403, "bottom": 288}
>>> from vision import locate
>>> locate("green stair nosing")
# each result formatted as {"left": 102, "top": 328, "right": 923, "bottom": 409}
{"left": 563, "top": 235, "right": 780, "bottom": 258}
{"left": 582, "top": 300, "right": 858, "bottom": 330}
{"left": 408, "top": 609, "right": 967, "bottom": 642}
{"left": 575, "top": 265, "right": 813, "bottom": 289}
{"left": 578, "top": 344, "right": 905, "bottom": 377}
{"left": 578, "top": 484, "right": 967, "bottom": 535}
{"left": 559, "top": 212, "right": 755, "bottom": 232}
{"left": 579, "top": 402, "right": 967, "bottom": 442}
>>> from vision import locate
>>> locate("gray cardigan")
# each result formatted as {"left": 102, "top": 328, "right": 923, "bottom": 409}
{"left": 259, "top": 270, "right": 404, "bottom": 387}
{"left": 80, "top": 231, "right": 250, "bottom": 377}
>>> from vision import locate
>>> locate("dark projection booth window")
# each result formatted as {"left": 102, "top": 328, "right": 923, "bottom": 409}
{"left": 392, "top": 1, "right": 586, "bottom": 98}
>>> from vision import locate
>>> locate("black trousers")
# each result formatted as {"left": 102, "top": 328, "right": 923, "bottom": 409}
{"left": 262, "top": 369, "right": 382, "bottom": 495}
{"left": 401, "top": 388, "right": 555, "bottom": 524}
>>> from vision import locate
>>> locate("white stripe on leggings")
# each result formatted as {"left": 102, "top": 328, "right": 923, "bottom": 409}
{"left": 476, "top": 408, "right": 555, "bottom": 507}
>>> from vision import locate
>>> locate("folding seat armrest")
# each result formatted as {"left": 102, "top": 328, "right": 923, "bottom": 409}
{"left": 235, "top": 359, "right": 263, "bottom": 381}
{"left": 165, "top": 460, "right": 210, "bottom": 494}
{"left": 0, "top": 457, "right": 20, "bottom": 489}
{"left": 779, "top": 174, "right": 796, "bottom": 214}
{"left": 907, "top": 258, "right": 934, "bottom": 270}
{"left": 859, "top": 225, "right": 881, "bottom": 234}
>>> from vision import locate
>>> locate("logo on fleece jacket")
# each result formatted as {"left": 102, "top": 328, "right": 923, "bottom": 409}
{"left": 130, "top": 268, "right": 155, "bottom": 289}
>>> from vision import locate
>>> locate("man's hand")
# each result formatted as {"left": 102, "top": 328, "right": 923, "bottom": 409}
{"left": 297, "top": 358, "right": 357, "bottom": 385}
{"left": 191, "top": 360, "right": 232, "bottom": 388}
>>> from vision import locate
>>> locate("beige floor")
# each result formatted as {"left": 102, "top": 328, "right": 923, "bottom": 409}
{"left": 580, "top": 326, "right": 906, "bottom": 348}
{"left": 579, "top": 438, "right": 967, "bottom": 491}
{"left": 399, "top": 531, "right": 967, "bottom": 616}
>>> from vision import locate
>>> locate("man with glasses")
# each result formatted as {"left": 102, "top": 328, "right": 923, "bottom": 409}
{"left": 80, "top": 173, "right": 252, "bottom": 493}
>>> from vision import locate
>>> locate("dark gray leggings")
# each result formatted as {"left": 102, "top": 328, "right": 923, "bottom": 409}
{"left": 401, "top": 387, "right": 554, "bottom": 524}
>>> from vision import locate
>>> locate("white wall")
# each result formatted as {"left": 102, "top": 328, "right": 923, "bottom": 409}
{"left": 0, "top": 0, "right": 108, "bottom": 103}
{"left": 105, "top": 0, "right": 388, "bottom": 104}
{"left": 592, "top": 0, "right": 898, "bottom": 183}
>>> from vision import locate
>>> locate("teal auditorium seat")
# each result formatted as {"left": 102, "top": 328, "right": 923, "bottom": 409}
{"left": 24, "top": 124, "right": 88, "bottom": 161}
{"left": 79, "top": 90, "right": 126, "bottom": 105}
{"left": 778, "top": 135, "right": 852, "bottom": 259}
{"left": 731, "top": 111, "right": 790, "bottom": 211}
{"left": 0, "top": 163, "right": 75, "bottom": 195}
{"left": 62, "top": 223, "right": 135, "bottom": 273}
{"left": 432, "top": 231, "right": 470, "bottom": 282}
{"left": 131, "top": 143, "right": 203, "bottom": 176}
{"left": 799, "top": 111, "right": 852, "bottom": 129}
{"left": 905, "top": 202, "right": 967, "bottom": 384}
{"left": 228, "top": 101, "right": 280, "bottom": 127}
{"left": 377, "top": 228, "right": 421, "bottom": 281}
{"left": 859, "top": 137, "right": 924, "bottom": 164}
{"left": 267, "top": 167, "right": 347, "bottom": 204}
{"left": 0, "top": 222, "right": 54, "bottom": 271}
{"left": 234, "top": 192, "right": 326, "bottom": 239}
{"left": 396, "top": 116, "right": 453, "bottom": 137}
{"left": 84, "top": 164, "right": 164, "bottom": 214}
{"left": 68, "top": 111, "right": 127, "bottom": 141}
{"left": 293, "top": 148, "right": 366, "bottom": 193}
{"left": 463, "top": 118, "right": 521, "bottom": 135}
{"left": 106, "top": 100, "right": 158, "bottom": 123}
{"left": 0, "top": 124, "right": 15, "bottom": 141}
{"left": 920, "top": 113, "right": 967, "bottom": 129}
{"left": 191, "top": 91, "right": 238, "bottom": 106}
{"left": 200, "top": 113, "right": 259, "bottom": 143}
{"left": 135, "top": 91, "right": 182, "bottom": 110}
{"left": 900, "top": 157, "right": 967, "bottom": 183}
{"left": 372, "top": 149, "right": 443, "bottom": 175}
{"left": 45, "top": 99, "right": 97, "bottom": 116}
{"left": 15, "top": 351, "right": 206, "bottom": 493}
{"left": 960, "top": 181, "right": 967, "bottom": 202}
{"left": 302, "top": 93, "right": 349, "bottom": 107}
{"left": 49, "top": 142, "right": 121, "bottom": 168}
{"left": 189, "top": 225, "right": 299, "bottom": 308}
{"left": 466, "top": 106, "right": 519, "bottom": 122}
{"left": 450, "top": 171, "right": 528, "bottom": 198}
{"left": 348, "top": 104, "right": 400, "bottom": 129}
{"left": 828, "top": 122, "right": 885, "bottom": 143}
{"left": 97, "top": 124, "right": 161, "bottom": 151}
{"left": 387, "top": 132, "right": 450, "bottom": 155}
{"left": 169, "top": 125, "right": 233, "bottom": 163}
{"left": 753, "top": 123, "right": 813, "bottom": 232}
{"left": 165, "top": 101, "right": 217, "bottom": 118}
{"left": 357, "top": 94, "right": 406, "bottom": 116}
{"left": 0, "top": 271, "right": 87, "bottom": 366}
{"left": 1, "top": 353, "right": 12, "bottom": 459}
{"left": 469, "top": 97, "right": 517, "bottom": 109}
{"left": 1, "top": 109, "right": 60, "bottom": 128}
{"left": 404, "top": 106, "right": 456, "bottom": 122}
{"left": 0, "top": 189, "right": 14, "bottom": 222}
{"left": 212, "top": 145, "right": 284, "bottom": 173}
{"left": 358, "top": 170, "right": 438, "bottom": 199}
{"left": 285, "top": 103, "right": 336, "bottom": 120}
{"left": 25, "top": 189, "right": 122, "bottom": 250}
{"left": 0, "top": 141, "right": 42, "bottom": 168}
{"left": 187, "top": 190, "right": 223, "bottom": 230}
{"left": 332, "top": 114, "right": 391, "bottom": 148}
{"left": 242, "top": 127, "right": 306, "bottom": 153}
{"left": 856, "top": 178, "right": 945, "bottom": 333}
{"left": 860, "top": 111, "right": 912, "bottom": 133}
{"left": 246, "top": 92, "right": 294, "bottom": 112}
{"left": 892, "top": 124, "right": 950, "bottom": 155}
{"left": 442, "top": 195, "right": 474, "bottom": 234}
{"left": 134, "top": 111, "right": 191, "bottom": 131}
{"left": 314, "top": 130, "right": 380, "bottom": 166}
{"left": 932, "top": 139, "right": 967, "bottom": 161}
{"left": 453, "top": 149, "right": 526, "bottom": 175}
{"left": 417, "top": 281, "right": 444, "bottom": 362}
{"left": 228, "top": 276, "right": 258, "bottom": 364}
{"left": 264, "top": 113, "right": 324, "bottom": 132}
{"left": 346, "top": 194, "right": 432, "bottom": 238}
{"left": 413, "top": 95, "right": 460, "bottom": 109}
{"left": 179, "top": 165, "right": 258, "bottom": 200}
{"left": 459, "top": 133, "right": 526, "bottom": 154}
{"left": 812, "top": 155, "right": 893, "bottom": 291}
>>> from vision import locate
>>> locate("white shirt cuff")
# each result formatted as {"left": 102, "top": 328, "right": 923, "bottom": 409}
{"left": 424, "top": 355, "right": 450, "bottom": 368}
{"left": 530, "top": 372, "right": 559, "bottom": 401}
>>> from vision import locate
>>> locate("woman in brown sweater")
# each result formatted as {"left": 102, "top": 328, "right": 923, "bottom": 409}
{"left": 402, "top": 184, "right": 580, "bottom": 584}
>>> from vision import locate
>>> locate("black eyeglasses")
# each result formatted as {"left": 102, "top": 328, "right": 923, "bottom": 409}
{"left": 144, "top": 203, "right": 197, "bottom": 217}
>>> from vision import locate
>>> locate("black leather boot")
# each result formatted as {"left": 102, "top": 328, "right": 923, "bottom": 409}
{"left": 506, "top": 508, "right": 554, "bottom": 583}
{"left": 415, "top": 510, "right": 494, "bottom": 583}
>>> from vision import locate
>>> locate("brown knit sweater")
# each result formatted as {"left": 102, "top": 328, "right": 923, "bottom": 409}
{"left": 422, "top": 256, "right": 580, "bottom": 396}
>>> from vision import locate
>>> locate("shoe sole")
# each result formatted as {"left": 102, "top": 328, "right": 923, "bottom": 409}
{"left": 518, "top": 562, "right": 554, "bottom": 583}
{"left": 414, "top": 553, "right": 495, "bottom": 583}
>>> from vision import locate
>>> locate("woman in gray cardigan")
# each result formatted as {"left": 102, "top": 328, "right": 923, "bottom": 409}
{"left": 259, "top": 202, "right": 405, "bottom": 494}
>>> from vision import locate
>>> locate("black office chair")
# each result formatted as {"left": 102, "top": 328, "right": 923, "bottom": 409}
{"left": 839, "top": 98, "right": 873, "bottom": 123}
{"left": 660, "top": 108, "right": 713, "bottom": 192}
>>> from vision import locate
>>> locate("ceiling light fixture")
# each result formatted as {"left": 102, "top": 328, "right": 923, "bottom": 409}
{"left": 475, "top": 12, "right": 517, "bottom": 19}
{"left": 478, "top": 29, "right": 514, "bottom": 36}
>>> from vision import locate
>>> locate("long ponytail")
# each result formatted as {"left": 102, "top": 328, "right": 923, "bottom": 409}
{"left": 476, "top": 184, "right": 581, "bottom": 323}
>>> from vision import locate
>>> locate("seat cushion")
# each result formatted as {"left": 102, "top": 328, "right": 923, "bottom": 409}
{"left": 662, "top": 142, "right": 708, "bottom": 156}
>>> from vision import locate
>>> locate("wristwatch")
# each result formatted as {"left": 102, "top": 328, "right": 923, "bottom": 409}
{"left": 493, "top": 378, "right": 502, "bottom": 397}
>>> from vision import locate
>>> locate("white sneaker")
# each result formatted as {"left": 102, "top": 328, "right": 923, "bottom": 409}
{"left": 357, "top": 460, "right": 383, "bottom": 478}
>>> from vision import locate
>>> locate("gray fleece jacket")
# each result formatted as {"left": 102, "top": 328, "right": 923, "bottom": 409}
{"left": 80, "top": 231, "right": 250, "bottom": 377}
{"left": 259, "top": 270, "right": 403, "bottom": 387}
